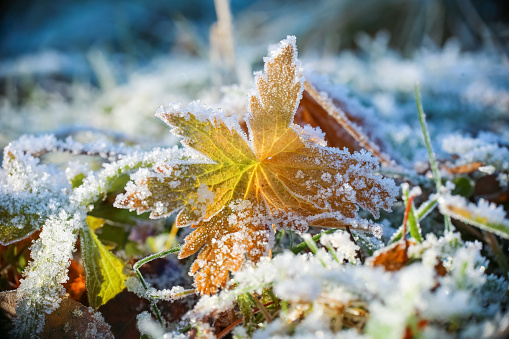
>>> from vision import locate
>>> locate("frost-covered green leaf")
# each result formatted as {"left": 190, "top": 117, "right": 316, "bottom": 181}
{"left": 12, "top": 210, "right": 86, "bottom": 338}
{"left": 71, "top": 146, "right": 193, "bottom": 207}
{"left": 0, "top": 192, "right": 49, "bottom": 245}
{"left": 80, "top": 216, "right": 127, "bottom": 309}
{"left": 0, "top": 136, "right": 72, "bottom": 245}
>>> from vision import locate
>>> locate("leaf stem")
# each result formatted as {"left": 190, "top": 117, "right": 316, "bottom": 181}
{"left": 402, "top": 195, "right": 416, "bottom": 250}
{"left": 133, "top": 246, "right": 182, "bottom": 329}
{"left": 414, "top": 84, "right": 451, "bottom": 232}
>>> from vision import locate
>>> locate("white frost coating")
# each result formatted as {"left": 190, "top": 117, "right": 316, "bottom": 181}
{"left": 401, "top": 182, "right": 422, "bottom": 199}
{"left": 137, "top": 311, "right": 164, "bottom": 339}
{"left": 186, "top": 231, "right": 507, "bottom": 338}
{"left": 76, "top": 146, "right": 191, "bottom": 207}
{"left": 438, "top": 193, "right": 509, "bottom": 238}
{"left": 245, "top": 35, "right": 304, "bottom": 147}
{"left": 320, "top": 230, "right": 360, "bottom": 264}
{"left": 12, "top": 209, "right": 86, "bottom": 337}
{"left": 156, "top": 100, "right": 251, "bottom": 149}
{"left": 442, "top": 132, "right": 509, "bottom": 185}
{"left": 300, "top": 124, "right": 327, "bottom": 146}
{"left": 5, "top": 133, "right": 136, "bottom": 163}
{"left": 274, "top": 278, "right": 322, "bottom": 302}
{"left": 125, "top": 276, "right": 147, "bottom": 297}
{"left": 146, "top": 285, "right": 192, "bottom": 302}
{"left": 65, "top": 160, "right": 91, "bottom": 183}
{"left": 85, "top": 308, "right": 114, "bottom": 339}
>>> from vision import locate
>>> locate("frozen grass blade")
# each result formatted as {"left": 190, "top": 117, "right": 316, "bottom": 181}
{"left": 402, "top": 186, "right": 422, "bottom": 243}
{"left": 389, "top": 193, "right": 434, "bottom": 244}
{"left": 438, "top": 195, "right": 509, "bottom": 240}
{"left": 415, "top": 84, "right": 451, "bottom": 232}
{"left": 303, "top": 234, "right": 327, "bottom": 267}
{"left": 290, "top": 229, "right": 337, "bottom": 254}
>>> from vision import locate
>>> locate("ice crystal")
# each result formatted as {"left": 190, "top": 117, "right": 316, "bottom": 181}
{"left": 438, "top": 193, "right": 509, "bottom": 239}
{"left": 442, "top": 132, "right": 509, "bottom": 185}
{"left": 13, "top": 210, "right": 86, "bottom": 336}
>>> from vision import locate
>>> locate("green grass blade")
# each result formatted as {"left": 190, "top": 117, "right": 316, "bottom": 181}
{"left": 415, "top": 84, "right": 451, "bottom": 232}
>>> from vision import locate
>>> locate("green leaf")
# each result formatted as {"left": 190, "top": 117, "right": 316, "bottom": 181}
{"left": 86, "top": 216, "right": 105, "bottom": 231}
{"left": 402, "top": 186, "right": 422, "bottom": 243}
{"left": 0, "top": 194, "right": 48, "bottom": 245}
{"left": 452, "top": 177, "right": 474, "bottom": 198}
{"left": 80, "top": 217, "right": 127, "bottom": 309}
{"left": 70, "top": 173, "right": 86, "bottom": 188}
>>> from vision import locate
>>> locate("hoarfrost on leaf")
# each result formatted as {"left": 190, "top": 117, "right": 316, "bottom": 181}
{"left": 115, "top": 36, "right": 398, "bottom": 294}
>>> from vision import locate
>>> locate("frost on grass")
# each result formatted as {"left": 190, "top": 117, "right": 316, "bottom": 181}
{"left": 0, "top": 132, "right": 191, "bottom": 337}
{"left": 185, "top": 232, "right": 508, "bottom": 339}
{"left": 13, "top": 210, "right": 86, "bottom": 337}
{"left": 438, "top": 193, "right": 509, "bottom": 239}
{"left": 442, "top": 132, "right": 509, "bottom": 184}
{"left": 115, "top": 36, "right": 398, "bottom": 295}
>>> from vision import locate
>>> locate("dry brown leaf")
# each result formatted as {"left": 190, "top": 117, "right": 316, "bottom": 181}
{"left": 445, "top": 161, "right": 483, "bottom": 174}
{"left": 0, "top": 291, "right": 114, "bottom": 338}
{"left": 295, "top": 81, "right": 394, "bottom": 167}
{"left": 371, "top": 240, "right": 411, "bottom": 272}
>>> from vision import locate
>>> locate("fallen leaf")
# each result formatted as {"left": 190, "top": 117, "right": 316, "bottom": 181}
{"left": 63, "top": 259, "right": 86, "bottom": 302}
{"left": 445, "top": 161, "right": 483, "bottom": 174}
{"left": 115, "top": 36, "right": 397, "bottom": 294}
{"left": 80, "top": 217, "right": 127, "bottom": 309}
{"left": 371, "top": 240, "right": 410, "bottom": 272}
{"left": 296, "top": 80, "right": 394, "bottom": 167}
{"left": 0, "top": 291, "right": 114, "bottom": 338}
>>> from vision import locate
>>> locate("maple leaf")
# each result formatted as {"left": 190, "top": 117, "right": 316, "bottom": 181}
{"left": 114, "top": 36, "right": 398, "bottom": 294}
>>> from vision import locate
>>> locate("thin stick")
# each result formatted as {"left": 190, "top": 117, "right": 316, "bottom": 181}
{"left": 217, "top": 317, "right": 243, "bottom": 339}
{"left": 414, "top": 84, "right": 451, "bottom": 232}
{"left": 164, "top": 222, "right": 180, "bottom": 250}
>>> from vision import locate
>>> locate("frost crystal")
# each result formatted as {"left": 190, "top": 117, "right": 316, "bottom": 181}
{"left": 187, "top": 232, "right": 508, "bottom": 339}
{"left": 13, "top": 210, "right": 86, "bottom": 336}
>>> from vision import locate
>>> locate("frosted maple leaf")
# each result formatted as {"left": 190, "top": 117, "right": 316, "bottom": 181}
{"left": 115, "top": 36, "right": 398, "bottom": 294}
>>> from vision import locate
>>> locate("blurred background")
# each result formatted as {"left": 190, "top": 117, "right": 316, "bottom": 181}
{"left": 1, "top": 0, "right": 508, "bottom": 160}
